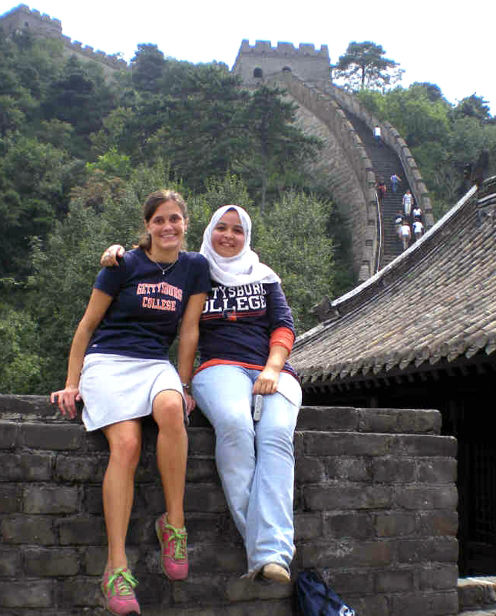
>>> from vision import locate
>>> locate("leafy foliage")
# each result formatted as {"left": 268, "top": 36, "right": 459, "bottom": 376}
{"left": 334, "top": 41, "right": 403, "bottom": 91}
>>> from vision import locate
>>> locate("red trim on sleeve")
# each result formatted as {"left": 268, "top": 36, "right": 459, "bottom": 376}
{"left": 269, "top": 327, "right": 295, "bottom": 354}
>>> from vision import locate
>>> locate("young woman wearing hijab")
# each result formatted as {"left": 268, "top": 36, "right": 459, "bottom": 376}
{"left": 101, "top": 204, "right": 301, "bottom": 584}
{"left": 52, "top": 190, "right": 211, "bottom": 616}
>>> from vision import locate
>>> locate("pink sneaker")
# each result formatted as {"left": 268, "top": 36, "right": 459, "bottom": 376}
{"left": 101, "top": 568, "right": 140, "bottom": 615}
{"left": 155, "top": 513, "right": 188, "bottom": 580}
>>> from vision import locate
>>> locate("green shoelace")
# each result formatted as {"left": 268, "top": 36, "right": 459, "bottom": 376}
{"left": 106, "top": 568, "right": 138, "bottom": 597}
{"left": 165, "top": 526, "right": 187, "bottom": 560}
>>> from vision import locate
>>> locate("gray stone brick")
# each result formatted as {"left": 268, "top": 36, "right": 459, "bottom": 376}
{"left": 416, "top": 458, "right": 457, "bottom": 483}
{"left": 344, "top": 593, "right": 386, "bottom": 616}
{"left": 372, "top": 457, "right": 416, "bottom": 483}
{"left": 418, "top": 511, "right": 458, "bottom": 536}
{"left": 395, "top": 486, "right": 458, "bottom": 510}
{"left": 0, "top": 393, "right": 55, "bottom": 417}
{"left": 0, "top": 580, "right": 52, "bottom": 607}
{"left": 186, "top": 457, "right": 219, "bottom": 483}
{"left": 396, "top": 434, "right": 457, "bottom": 457}
{"left": 358, "top": 408, "right": 441, "bottom": 434}
{"left": 301, "top": 539, "right": 393, "bottom": 568}
{"left": 58, "top": 517, "right": 106, "bottom": 545}
{"left": 304, "top": 484, "right": 392, "bottom": 510}
{"left": 374, "top": 569, "right": 414, "bottom": 592}
{"left": 418, "top": 564, "right": 459, "bottom": 590}
{"left": 23, "top": 547, "right": 80, "bottom": 576}
{"left": 0, "top": 420, "right": 18, "bottom": 448}
{"left": 1, "top": 515, "right": 55, "bottom": 544}
{"left": 304, "top": 432, "right": 392, "bottom": 456}
{"left": 0, "top": 546, "right": 21, "bottom": 575}
{"left": 326, "top": 569, "right": 374, "bottom": 594}
{"left": 190, "top": 542, "right": 246, "bottom": 573}
{"left": 23, "top": 485, "right": 79, "bottom": 514}
{"left": 21, "top": 422, "right": 83, "bottom": 450}
{"left": 225, "top": 577, "right": 292, "bottom": 601}
{"left": 294, "top": 512, "right": 323, "bottom": 540}
{"left": 56, "top": 576, "right": 102, "bottom": 607}
{"left": 0, "top": 452, "right": 52, "bottom": 481}
{"left": 185, "top": 483, "right": 228, "bottom": 513}
{"left": 55, "top": 454, "right": 105, "bottom": 482}
{"left": 297, "top": 406, "right": 358, "bottom": 431}
{"left": 188, "top": 428, "right": 216, "bottom": 455}
{"left": 324, "top": 512, "right": 375, "bottom": 539}
{"left": 83, "top": 546, "right": 107, "bottom": 574}
{"left": 295, "top": 456, "right": 326, "bottom": 482}
{"left": 327, "top": 456, "right": 371, "bottom": 481}
{"left": 390, "top": 590, "right": 458, "bottom": 616}
{"left": 0, "top": 484, "right": 20, "bottom": 512}
{"left": 397, "top": 537, "right": 458, "bottom": 564}
{"left": 84, "top": 485, "right": 103, "bottom": 513}
{"left": 223, "top": 599, "right": 293, "bottom": 616}
{"left": 172, "top": 576, "right": 227, "bottom": 604}
{"left": 375, "top": 512, "right": 416, "bottom": 537}
{"left": 84, "top": 430, "right": 108, "bottom": 451}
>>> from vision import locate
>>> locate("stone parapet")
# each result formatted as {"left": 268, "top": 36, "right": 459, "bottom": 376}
{"left": 0, "top": 395, "right": 458, "bottom": 615}
{"left": 271, "top": 71, "right": 378, "bottom": 281}
{"left": 323, "top": 83, "right": 434, "bottom": 228}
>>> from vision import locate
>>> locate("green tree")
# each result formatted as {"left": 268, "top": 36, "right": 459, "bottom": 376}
{"left": 255, "top": 191, "right": 335, "bottom": 332}
{"left": 235, "top": 86, "right": 321, "bottom": 212}
{"left": 335, "top": 41, "right": 403, "bottom": 91}
{"left": 0, "top": 300, "right": 43, "bottom": 393}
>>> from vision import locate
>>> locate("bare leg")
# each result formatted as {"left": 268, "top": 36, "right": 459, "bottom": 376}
{"left": 153, "top": 390, "right": 187, "bottom": 528}
{"left": 102, "top": 420, "right": 142, "bottom": 571}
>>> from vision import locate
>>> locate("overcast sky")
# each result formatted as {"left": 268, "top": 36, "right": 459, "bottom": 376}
{"left": 1, "top": 0, "right": 494, "bottom": 113}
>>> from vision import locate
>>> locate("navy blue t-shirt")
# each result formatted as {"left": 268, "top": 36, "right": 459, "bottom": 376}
{"left": 86, "top": 249, "right": 211, "bottom": 360}
{"left": 198, "top": 281, "right": 296, "bottom": 375}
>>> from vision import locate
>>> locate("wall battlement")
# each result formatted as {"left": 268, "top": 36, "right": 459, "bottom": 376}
{"left": 0, "top": 4, "right": 127, "bottom": 72}
{"left": 238, "top": 39, "right": 329, "bottom": 58}
{"left": 233, "top": 39, "right": 330, "bottom": 86}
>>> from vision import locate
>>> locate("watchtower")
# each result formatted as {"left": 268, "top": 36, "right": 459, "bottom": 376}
{"left": 232, "top": 39, "right": 330, "bottom": 86}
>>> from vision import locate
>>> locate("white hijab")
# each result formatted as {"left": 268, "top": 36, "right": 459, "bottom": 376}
{"left": 200, "top": 205, "right": 280, "bottom": 287}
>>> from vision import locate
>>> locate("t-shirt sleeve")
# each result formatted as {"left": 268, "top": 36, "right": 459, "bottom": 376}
{"left": 189, "top": 253, "right": 212, "bottom": 295}
{"left": 93, "top": 258, "right": 127, "bottom": 298}
{"left": 266, "top": 283, "right": 295, "bottom": 335}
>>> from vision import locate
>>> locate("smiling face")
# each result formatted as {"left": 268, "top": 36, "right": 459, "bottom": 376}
{"left": 211, "top": 209, "right": 245, "bottom": 258}
{"left": 145, "top": 200, "right": 187, "bottom": 258}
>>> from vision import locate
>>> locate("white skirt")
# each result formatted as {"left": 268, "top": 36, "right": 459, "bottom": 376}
{"left": 79, "top": 353, "right": 184, "bottom": 432}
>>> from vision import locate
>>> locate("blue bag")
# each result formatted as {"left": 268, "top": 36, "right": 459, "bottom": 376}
{"left": 296, "top": 569, "right": 356, "bottom": 616}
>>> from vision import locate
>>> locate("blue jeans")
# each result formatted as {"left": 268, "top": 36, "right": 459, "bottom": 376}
{"left": 192, "top": 364, "right": 300, "bottom": 574}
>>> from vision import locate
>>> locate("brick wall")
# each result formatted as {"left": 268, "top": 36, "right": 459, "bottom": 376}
{"left": 0, "top": 395, "right": 458, "bottom": 615}
{"left": 270, "top": 72, "right": 378, "bottom": 282}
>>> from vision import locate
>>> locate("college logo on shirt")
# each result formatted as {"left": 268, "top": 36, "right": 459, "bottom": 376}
{"left": 202, "top": 283, "right": 267, "bottom": 320}
{"left": 136, "top": 281, "right": 183, "bottom": 312}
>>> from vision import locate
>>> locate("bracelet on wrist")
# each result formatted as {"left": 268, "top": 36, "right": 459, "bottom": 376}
{"left": 181, "top": 382, "right": 191, "bottom": 391}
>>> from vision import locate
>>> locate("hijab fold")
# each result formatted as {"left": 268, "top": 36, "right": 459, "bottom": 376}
{"left": 200, "top": 205, "right": 280, "bottom": 287}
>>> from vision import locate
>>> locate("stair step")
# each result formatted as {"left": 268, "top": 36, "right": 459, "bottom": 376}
{"left": 459, "top": 577, "right": 496, "bottom": 612}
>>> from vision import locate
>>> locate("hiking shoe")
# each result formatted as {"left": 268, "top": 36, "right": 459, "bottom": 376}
{"left": 155, "top": 513, "right": 188, "bottom": 580}
{"left": 262, "top": 563, "right": 291, "bottom": 584}
{"left": 101, "top": 567, "right": 140, "bottom": 615}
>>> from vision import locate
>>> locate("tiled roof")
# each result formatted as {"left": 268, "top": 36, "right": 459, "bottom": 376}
{"left": 292, "top": 177, "right": 496, "bottom": 388}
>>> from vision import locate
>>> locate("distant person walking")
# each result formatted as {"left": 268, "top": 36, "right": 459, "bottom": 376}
{"left": 400, "top": 221, "right": 411, "bottom": 251}
{"left": 373, "top": 124, "right": 382, "bottom": 146}
{"left": 376, "top": 179, "right": 387, "bottom": 205}
{"left": 390, "top": 173, "right": 402, "bottom": 193}
{"left": 402, "top": 189, "right": 413, "bottom": 219}
{"left": 413, "top": 220, "right": 424, "bottom": 241}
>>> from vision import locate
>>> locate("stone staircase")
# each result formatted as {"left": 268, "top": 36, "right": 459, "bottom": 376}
{"left": 343, "top": 110, "right": 411, "bottom": 267}
{"left": 458, "top": 577, "right": 496, "bottom": 615}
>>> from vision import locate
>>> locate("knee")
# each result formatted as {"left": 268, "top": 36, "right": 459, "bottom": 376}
{"left": 108, "top": 432, "right": 141, "bottom": 468}
{"left": 154, "top": 396, "right": 185, "bottom": 435}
